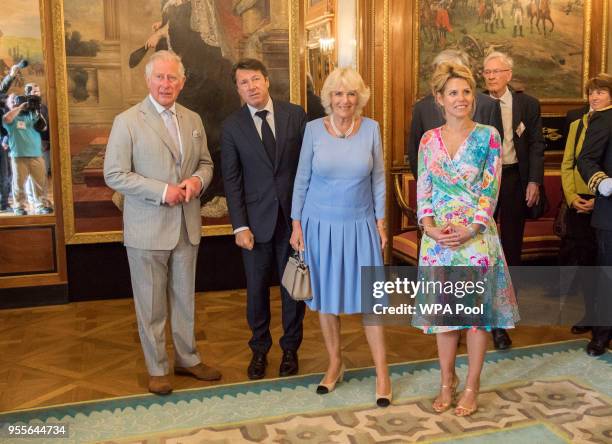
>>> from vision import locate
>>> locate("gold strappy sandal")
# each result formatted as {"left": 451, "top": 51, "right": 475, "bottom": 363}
{"left": 454, "top": 387, "right": 478, "bottom": 416}
{"left": 432, "top": 374, "right": 459, "bottom": 413}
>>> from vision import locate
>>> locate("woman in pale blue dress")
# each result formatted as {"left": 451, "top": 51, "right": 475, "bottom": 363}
{"left": 290, "top": 68, "right": 391, "bottom": 407}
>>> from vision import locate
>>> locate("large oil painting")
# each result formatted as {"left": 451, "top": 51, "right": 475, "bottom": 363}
{"left": 56, "top": 0, "right": 298, "bottom": 242}
{"left": 417, "top": 0, "right": 590, "bottom": 100}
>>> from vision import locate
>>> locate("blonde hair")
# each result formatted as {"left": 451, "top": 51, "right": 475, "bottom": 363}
{"left": 431, "top": 62, "right": 476, "bottom": 116}
{"left": 320, "top": 68, "right": 370, "bottom": 116}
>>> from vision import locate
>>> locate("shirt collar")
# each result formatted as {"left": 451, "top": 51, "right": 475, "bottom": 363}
{"left": 149, "top": 94, "right": 177, "bottom": 116}
{"left": 497, "top": 87, "right": 512, "bottom": 105}
{"left": 248, "top": 97, "right": 274, "bottom": 119}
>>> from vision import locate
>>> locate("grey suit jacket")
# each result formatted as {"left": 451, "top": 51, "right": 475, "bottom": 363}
{"left": 104, "top": 97, "right": 213, "bottom": 250}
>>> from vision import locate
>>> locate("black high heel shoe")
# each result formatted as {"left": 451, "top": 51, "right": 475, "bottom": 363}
{"left": 375, "top": 377, "right": 393, "bottom": 407}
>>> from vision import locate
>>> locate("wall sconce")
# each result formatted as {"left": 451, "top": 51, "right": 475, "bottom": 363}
{"left": 319, "top": 37, "right": 335, "bottom": 54}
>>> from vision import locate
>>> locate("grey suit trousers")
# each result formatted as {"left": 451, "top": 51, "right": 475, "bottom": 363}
{"left": 126, "top": 214, "right": 201, "bottom": 376}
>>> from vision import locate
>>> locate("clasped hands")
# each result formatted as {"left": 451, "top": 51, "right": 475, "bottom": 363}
{"left": 164, "top": 177, "right": 201, "bottom": 206}
{"left": 572, "top": 196, "right": 594, "bottom": 213}
{"left": 424, "top": 223, "right": 474, "bottom": 249}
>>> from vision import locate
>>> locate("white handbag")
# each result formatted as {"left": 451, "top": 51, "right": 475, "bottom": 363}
{"left": 281, "top": 250, "right": 312, "bottom": 301}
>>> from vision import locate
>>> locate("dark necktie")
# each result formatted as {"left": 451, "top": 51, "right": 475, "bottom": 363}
{"left": 255, "top": 110, "right": 276, "bottom": 163}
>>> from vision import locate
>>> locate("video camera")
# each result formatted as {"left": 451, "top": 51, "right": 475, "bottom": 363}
{"left": 13, "top": 94, "right": 41, "bottom": 113}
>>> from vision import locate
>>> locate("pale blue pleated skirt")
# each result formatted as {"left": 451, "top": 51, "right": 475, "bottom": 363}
{"left": 302, "top": 203, "right": 383, "bottom": 314}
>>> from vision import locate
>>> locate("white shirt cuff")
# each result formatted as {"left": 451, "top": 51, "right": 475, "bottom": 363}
{"left": 162, "top": 184, "right": 168, "bottom": 204}
{"left": 233, "top": 226, "right": 250, "bottom": 234}
{"left": 192, "top": 174, "right": 204, "bottom": 194}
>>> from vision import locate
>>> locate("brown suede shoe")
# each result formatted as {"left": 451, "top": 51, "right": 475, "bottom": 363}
{"left": 174, "top": 363, "right": 222, "bottom": 381}
{"left": 148, "top": 375, "right": 172, "bottom": 395}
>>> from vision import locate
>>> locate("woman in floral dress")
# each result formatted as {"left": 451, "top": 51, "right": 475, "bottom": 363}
{"left": 412, "top": 62, "right": 519, "bottom": 416}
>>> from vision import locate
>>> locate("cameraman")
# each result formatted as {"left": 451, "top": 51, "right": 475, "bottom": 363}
{"left": 2, "top": 93, "right": 52, "bottom": 215}
{"left": 24, "top": 83, "right": 50, "bottom": 175}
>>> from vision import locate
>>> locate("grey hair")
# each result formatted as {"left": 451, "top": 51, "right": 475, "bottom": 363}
{"left": 432, "top": 49, "right": 471, "bottom": 70}
{"left": 483, "top": 51, "right": 514, "bottom": 69}
{"left": 145, "top": 50, "right": 185, "bottom": 80}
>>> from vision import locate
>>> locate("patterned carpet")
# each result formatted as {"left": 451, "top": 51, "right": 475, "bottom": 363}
{"left": 1, "top": 340, "right": 610, "bottom": 443}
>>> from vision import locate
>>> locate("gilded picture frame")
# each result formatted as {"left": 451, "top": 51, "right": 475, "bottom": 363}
{"left": 50, "top": 0, "right": 304, "bottom": 244}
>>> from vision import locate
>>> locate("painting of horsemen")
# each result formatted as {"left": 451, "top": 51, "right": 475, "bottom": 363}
{"left": 417, "top": 0, "right": 587, "bottom": 101}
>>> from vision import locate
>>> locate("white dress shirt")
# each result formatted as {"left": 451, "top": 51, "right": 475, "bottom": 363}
{"left": 248, "top": 97, "right": 276, "bottom": 138}
{"left": 493, "top": 87, "right": 519, "bottom": 165}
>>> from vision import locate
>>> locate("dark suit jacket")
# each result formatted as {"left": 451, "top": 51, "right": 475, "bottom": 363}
{"left": 577, "top": 106, "right": 612, "bottom": 230}
{"left": 406, "top": 92, "right": 504, "bottom": 177}
{"left": 221, "top": 100, "right": 307, "bottom": 243}
{"left": 508, "top": 90, "right": 545, "bottom": 191}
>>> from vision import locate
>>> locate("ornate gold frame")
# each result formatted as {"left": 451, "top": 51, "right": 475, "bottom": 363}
{"left": 412, "top": 0, "right": 609, "bottom": 106}
{"left": 50, "top": 0, "right": 304, "bottom": 244}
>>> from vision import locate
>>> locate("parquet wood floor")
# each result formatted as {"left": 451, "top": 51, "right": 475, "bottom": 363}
{"left": 0, "top": 288, "right": 579, "bottom": 412}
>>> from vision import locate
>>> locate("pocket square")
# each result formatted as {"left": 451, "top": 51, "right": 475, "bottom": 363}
{"left": 516, "top": 122, "right": 526, "bottom": 137}
{"left": 192, "top": 129, "right": 202, "bottom": 138}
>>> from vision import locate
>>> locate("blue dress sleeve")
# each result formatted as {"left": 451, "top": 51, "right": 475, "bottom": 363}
{"left": 371, "top": 121, "right": 386, "bottom": 219}
{"left": 291, "top": 122, "right": 314, "bottom": 220}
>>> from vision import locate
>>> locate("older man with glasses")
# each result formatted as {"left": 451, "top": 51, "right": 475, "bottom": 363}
{"left": 483, "top": 51, "right": 545, "bottom": 350}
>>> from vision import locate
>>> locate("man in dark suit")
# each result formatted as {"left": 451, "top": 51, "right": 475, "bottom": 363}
{"left": 577, "top": 96, "right": 612, "bottom": 357}
{"left": 406, "top": 49, "right": 503, "bottom": 177}
{"left": 221, "top": 58, "right": 307, "bottom": 380}
{"left": 484, "top": 51, "right": 545, "bottom": 350}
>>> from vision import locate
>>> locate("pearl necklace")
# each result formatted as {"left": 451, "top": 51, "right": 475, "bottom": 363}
{"left": 329, "top": 115, "right": 356, "bottom": 138}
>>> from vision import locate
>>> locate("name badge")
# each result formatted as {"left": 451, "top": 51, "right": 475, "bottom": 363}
{"left": 16, "top": 121, "right": 26, "bottom": 130}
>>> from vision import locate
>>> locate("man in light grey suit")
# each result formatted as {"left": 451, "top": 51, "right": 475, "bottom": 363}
{"left": 104, "top": 50, "right": 221, "bottom": 395}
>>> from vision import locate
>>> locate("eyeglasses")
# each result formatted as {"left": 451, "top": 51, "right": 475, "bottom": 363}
{"left": 482, "top": 69, "right": 511, "bottom": 76}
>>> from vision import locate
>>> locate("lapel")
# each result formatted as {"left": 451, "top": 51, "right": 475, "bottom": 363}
{"left": 140, "top": 97, "right": 181, "bottom": 164}
{"left": 273, "top": 100, "right": 288, "bottom": 174}
{"left": 510, "top": 89, "right": 521, "bottom": 143}
{"left": 176, "top": 103, "right": 192, "bottom": 174}
{"left": 237, "top": 105, "right": 274, "bottom": 170}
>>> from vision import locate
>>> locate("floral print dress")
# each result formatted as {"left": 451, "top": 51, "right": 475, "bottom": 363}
{"left": 412, "top": 124, "right": 520, "bottom": 333}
